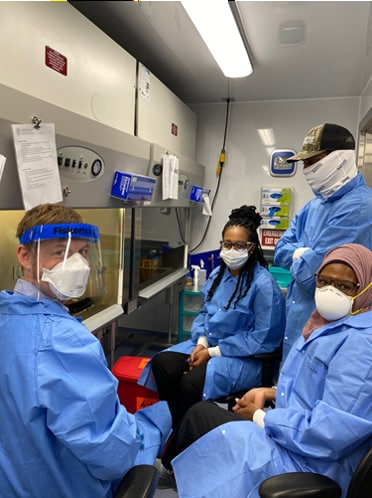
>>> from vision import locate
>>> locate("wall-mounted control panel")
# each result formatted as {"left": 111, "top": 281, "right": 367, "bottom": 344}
{"left": 57, "top": 145, "right": 104, "bottom": 182}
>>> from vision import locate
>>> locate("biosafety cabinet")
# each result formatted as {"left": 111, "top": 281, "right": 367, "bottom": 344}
{"left": 0, "top": 2, "right": 205, "bottom": 362}
{"left": 0, "top": 84, "right": 205, "bottom": 364}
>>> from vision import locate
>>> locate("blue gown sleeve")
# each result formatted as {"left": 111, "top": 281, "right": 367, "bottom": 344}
{"left": 264, "top": 333, "right": 372, "bottom": 460}
{"left": 190, "top": 302, "right": 209, "bottom": 342}
{"left": 275, "top": 182, "right": 372, "bottom": 295}
{"left": 274, "top": 207, "right": 307, "bottom": 270}
{"left": 217, "top": 274, "right": 285, "bottom": 357}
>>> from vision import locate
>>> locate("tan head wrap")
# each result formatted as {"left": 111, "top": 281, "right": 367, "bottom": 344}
{"left": 302, "top": 243, "right": 372, "bottom": 340}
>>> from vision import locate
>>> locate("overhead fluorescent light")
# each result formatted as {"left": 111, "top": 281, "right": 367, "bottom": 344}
{"left": 181, "top": 0, "right": 253, "bottom": 78}
{"left": 257, "top": 128, "right": 276, "bottom": 147}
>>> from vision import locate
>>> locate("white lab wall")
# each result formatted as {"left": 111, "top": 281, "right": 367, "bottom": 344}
{"left": 189, "top": 97, "right": 360, "bottom": 253}
{"left": 360, "top": 75, "right": 372, "bottom": 125}
{"left": 0, "top": 2, "right": 137, "bottom": 135}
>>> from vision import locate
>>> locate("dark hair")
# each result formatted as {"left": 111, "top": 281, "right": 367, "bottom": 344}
{"left": 206, "top": 205, "right": 268, "bottom": 310}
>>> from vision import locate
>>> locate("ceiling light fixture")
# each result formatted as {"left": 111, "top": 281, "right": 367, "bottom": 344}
{"left": 181, "top": 0, "right": 253, "bottom": 78}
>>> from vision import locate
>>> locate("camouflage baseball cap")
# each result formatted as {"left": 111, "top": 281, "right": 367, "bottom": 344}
{"left": 286, "top": 123, "right": 355, "bottom": 162}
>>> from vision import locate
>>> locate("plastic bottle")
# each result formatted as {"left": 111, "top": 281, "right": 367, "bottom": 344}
{"left": 198, "top": 260, "right": 207, "bottom": 289}
{"left": 191, "top": 265, "right": 200, "bottom": 291}
{"left": 198, "top": 269, "right": 206, "bottom": 289}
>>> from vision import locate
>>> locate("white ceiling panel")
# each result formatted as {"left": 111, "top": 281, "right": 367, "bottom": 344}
{"left": 70, "top": 1, "right": 372, "bottom": 105}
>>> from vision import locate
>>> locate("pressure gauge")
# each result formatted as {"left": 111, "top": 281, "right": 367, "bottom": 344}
{"left": 91, "top": 159, "right": 102, "bottom": 177}
{"left": 152, "top": 163, "right": 163, "bottom": 176}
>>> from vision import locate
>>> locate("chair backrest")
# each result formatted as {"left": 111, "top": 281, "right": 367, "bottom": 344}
{"left": 114, "top": 464, "right": 158, "bottom": 498}
{"left": 347, "top": 447, "right": 372, "bottom": 498}
{"left": 251, "top": 346, "right": 282, "bottom": 387}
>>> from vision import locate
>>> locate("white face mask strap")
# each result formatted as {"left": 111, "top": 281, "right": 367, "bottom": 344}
{"left": 62, "top": 232, "right": 72, "bottom": 268}
{"left": 96, "top": 239, "right": 103, "bottom": 270}
{"left": 36, "top": 238, "right": 41, "bottom": 300}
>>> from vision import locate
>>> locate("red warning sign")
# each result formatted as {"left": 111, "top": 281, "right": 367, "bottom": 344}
{"left": 171, "top": 123, "right": 178, "bottom": 136}
{"left": 45, "top": 46, "right": 67, "bottom": 76}
{"left": 261, "top": 229, "right": 284, "bottom": 248}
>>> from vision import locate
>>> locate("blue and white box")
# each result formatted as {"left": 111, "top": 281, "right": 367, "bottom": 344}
{"left": 111, "top": 171, "right": 156, "bottom": 202}
{"left": 190, "top": 185, "right": 210, "bottom": 203}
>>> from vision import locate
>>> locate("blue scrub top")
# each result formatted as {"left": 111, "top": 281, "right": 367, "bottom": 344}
{"left": 140, "top": 263, "right": 286, "bottom": 399}
{"left": 274, "top": 174, "right": 372, "bottom": 360}
{"left": 0, "top": 287, "right": 171, "bottom": 497}
{"left": 172, "top": 311, "right": 372, "bottom": 498}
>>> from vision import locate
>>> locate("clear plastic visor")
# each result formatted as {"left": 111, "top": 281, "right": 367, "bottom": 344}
{"left": 20, "top": 223, "right": 105, "bottom": 301}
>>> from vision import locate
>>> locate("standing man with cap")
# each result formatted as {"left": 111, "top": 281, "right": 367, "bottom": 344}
{"left": 274, "top": 123, "right": 372, "bottom": 360}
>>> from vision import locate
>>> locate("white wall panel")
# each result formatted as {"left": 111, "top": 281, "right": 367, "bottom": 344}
{"left": 360, "top": 76, "right": 372, "bottom": 125}
{"left": 0, "top": 2, "right": 136, "bottom": 135}
{"left": 137, "top": 63, "right": 197, "bottom": 158}
{"left": 190, "top": 97, "right": 359, "bottom": 253}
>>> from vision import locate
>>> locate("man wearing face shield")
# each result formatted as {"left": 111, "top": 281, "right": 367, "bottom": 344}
{"left": 0, "top": 203, "right": 171, "bottom": 498}
{"left": 274, "top": 123, "right": 372, "bottom": 360}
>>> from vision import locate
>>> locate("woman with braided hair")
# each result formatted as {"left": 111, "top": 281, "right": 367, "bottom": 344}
{"left": 139, "top": 205, "right": 286, "bottom": 430}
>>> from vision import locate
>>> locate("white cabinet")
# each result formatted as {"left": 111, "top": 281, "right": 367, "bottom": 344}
{"left": 0, "top": 3, "right": 136, "bottom": 135}
{"left": 136, "top": 63, "right": 197, "bottom": 158}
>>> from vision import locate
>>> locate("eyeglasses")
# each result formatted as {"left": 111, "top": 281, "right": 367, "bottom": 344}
{"left": 315, "top": 273, "right": 360, "bottom": 295}
{"left": 220, "top": 240, "right": 253, "bottom": 251}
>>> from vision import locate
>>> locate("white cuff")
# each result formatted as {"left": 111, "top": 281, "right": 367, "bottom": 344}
{"left": 292, "top": 247, "right": 310, "bottom": 261}
{"left": 253, "top": 409, "right": 266, "bottom": 428}
{"left": 197, "top": 336, "right": 209, "bottom": 348}
{"left": 207, "top": 346, "right": 221, "bottom": 357}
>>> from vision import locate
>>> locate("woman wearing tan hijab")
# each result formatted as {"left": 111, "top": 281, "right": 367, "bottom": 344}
{"left": 157, "top": 243, "right": 372, "bottom": 498}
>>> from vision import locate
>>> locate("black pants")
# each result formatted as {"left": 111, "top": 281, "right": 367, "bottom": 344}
{"left": 162, "top": 400, "right": 243, "bottom": 469}
{"left": 152, "top": 351, "right": 208, "bottom": 429}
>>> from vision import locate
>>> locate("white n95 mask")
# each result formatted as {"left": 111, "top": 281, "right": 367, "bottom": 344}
{"left": 41, "top": 252, "right": 91, "bottom": 301}
{"left": 220, "top": 248, "right": 249, "bottom": 270}
{"left": 314, "top": 286, "right": 354, "bottom": 321}
{"left": 303, "top": 150, "right": 358, "bottom": 198}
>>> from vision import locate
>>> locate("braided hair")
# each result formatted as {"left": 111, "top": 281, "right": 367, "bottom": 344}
{"left": 206, "top": 205, "right": 267, "bottom": 310}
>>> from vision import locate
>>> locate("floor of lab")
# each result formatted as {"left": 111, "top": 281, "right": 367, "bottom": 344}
{"left": 113, "top": 328, "right": 179, "bottom": 497}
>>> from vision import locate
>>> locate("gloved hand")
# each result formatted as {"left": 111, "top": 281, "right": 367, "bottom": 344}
{"left": 292, "top": 247, "right": 310, "bottom": 261}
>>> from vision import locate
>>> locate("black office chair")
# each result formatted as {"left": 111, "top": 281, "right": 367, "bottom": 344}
{"left": 218, "top": 347, "right": 282, "bottom": 411}
{"left": 114, "top": 464, "right": 158, "bottom": 498}
{"left": 258, "top": 447, "right": 372, "bottom": 498}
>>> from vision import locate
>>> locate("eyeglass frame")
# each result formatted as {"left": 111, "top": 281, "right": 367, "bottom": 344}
{"left": 315, "top": 272, "right": 360, "bottom": 296}
{"left": 220, "top": 240, "right": 254, "bottom": 252}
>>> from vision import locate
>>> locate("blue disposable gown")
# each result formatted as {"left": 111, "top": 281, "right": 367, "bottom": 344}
{"left": 0, "top": 291, "right": 171, "bottom": 498}
{"left": 139, "top": 263, "right": 285, "bottom": 399}
{"left": 172, "top": 311, "right": 372, "bottom": 498}
{"left": 274, "top": 173, "right": 372, "bottom": 360}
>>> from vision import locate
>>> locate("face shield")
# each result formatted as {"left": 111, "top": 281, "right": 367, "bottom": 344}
{"left": 19, "top": 223, "right": 104, "bottom": 302}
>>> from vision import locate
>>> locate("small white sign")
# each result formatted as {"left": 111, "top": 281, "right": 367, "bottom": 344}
{"left": 11, "top": 123, "right": 63, "bottom": 210}
{"left": 270, "top": 149, "right": 297, "bottom": 177}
